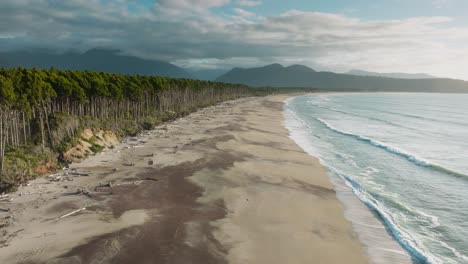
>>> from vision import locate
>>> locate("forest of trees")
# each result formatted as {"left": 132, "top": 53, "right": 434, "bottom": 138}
{"left": 0, "top": 67, "right": 256, "bottom": 190}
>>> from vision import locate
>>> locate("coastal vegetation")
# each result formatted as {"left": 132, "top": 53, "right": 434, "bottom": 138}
{"left": 0, "top": 67, "right": 255, "bottom": 192}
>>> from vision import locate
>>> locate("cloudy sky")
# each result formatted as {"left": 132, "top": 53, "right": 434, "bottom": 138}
{"left": 1, "top": 0, "right": 468, "bottom": 79}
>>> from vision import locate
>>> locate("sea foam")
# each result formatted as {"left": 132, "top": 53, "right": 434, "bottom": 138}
{"left": 284, "top": 99, "right": 421, "bottom": 264}
{"left": 315, "top": 117, "right": 468, "bottom": 180}
{"left": 285, "top": 94, "right": 468, "bottom": 264}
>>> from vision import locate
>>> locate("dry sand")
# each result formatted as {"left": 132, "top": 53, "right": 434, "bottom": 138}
{"left": 0, "top": 95, "right": 368, "bottom": 264}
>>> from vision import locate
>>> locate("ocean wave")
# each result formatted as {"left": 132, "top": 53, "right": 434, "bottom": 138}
{"left": 283, "top": 104, "right": 322, "bottom": 158}
{"left": 316, "top": 118, "right": 468, "bottom": 180}
{"left": 284, "top": 102, "right": 437, "bottom": 263}
{"left": 439, "top": 240, "right": 468, "bottom": 263}
{"left": 326, "top": 166, "right": 436, "bottom": 263}
{"left": 316, "top": 157, "right": 450, "bottom": 264}
{"left": 285, "top": 97, "right": 468, "bottom": 264}
{"left": 370, "top": 108, "right": 468, "bottom": 127}
{"left": 310, "top": 94, "right": 468, "bottom": 127}
{"left": 327, "top": 164, "right": 440, "bottom": 229}
{"left": 317, "top": 95, "right": 330, "bottom": 101}
{"left": 338, "top": 167, "right": 468, "bottom": 264}
{"left": 308, "top": 102, "right": 442, "bottom": 135}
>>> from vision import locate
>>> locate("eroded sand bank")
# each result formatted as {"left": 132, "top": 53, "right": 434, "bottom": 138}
{"left": 0, "top": 95, "right": 368, "bottom": 264}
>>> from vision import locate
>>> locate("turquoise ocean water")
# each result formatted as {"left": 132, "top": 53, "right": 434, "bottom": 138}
{"left": 285, "top": 93, "right": 468, "bottom": 264}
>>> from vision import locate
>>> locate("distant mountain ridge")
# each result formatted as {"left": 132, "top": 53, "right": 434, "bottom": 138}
{"left": 0, "top": 49, "right": 192, "bottom": 78}
{"left": 216, "top": 64, "right": 468, "bottom": 93}
{"left": 347, "top": 69, "right": 436, "bottom": 79}
{"left": 186, "top": 68, "right": 229, "bottom": 81}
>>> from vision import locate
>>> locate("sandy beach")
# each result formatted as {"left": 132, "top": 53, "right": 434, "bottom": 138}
{"left": 0, "top": 95, "right": 368, "bottom": 264}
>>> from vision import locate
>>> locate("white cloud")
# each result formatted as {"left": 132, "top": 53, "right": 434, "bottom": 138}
{"left": 158, "top": 0, "right": 231, "bottom": 8}
{"left": 237, "top": 0, "right": 262, "bottom": 7}
{"left": 0, "top": 0, "right": 467, "bottom": 79}
{"left": 233, "top": 8, "right": 256, "bottom": 18}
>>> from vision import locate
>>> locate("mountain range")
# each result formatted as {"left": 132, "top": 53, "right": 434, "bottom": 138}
{"left": 0, "top": 49, "right": 192, "bottom": 78}
{"left": 216, "top": 64, "right": 468, "bottom": 93}
{"left": 2, "top": 49, "right": 466, "bottom": 93}
{"left": 346, "top": 69, "right": 436, "bottom": 79}
{"left": 186, "top": 68, "right": 229, "bottom": 81}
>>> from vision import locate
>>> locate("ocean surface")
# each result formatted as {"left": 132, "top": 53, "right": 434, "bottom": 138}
{"left": 285, "top": 93, "right": 468, "bottom": 264}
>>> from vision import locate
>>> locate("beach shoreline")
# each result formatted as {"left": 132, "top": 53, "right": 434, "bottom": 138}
{"left": 0, "top": 95, "right": 368, "bottom": 264}
{"left": 284, "top": 95, "right": 414, "bottom": 264}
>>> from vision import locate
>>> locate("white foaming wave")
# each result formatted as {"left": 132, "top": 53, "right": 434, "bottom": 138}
{"left": 286, "top": 97, "right": 468, "bottom": 264}
{"left": 303, "top": 149, "right": 443, "bottom": 263}
{"left": 317, "top": 117, "right": 468, "bottom": 180}
{"left": 284, "top": 102, "right": 323, "bottom": 159}
{"left": 416, "top": 209, "right": 441, "bottom": 229}
{"left": 364, "top": 166, "right": 380, "bottom": 175}
{"left": 317, "top": 118, "right": 458, "bottom": 251}
{"left": 438, "top": 240, "right": 468, "bottom": 263}
{"left": 316, "top": 117, "right": 432, "bottom": 165}
{"left": 334, "top": 169, "right": 441, "bottom": 264}
{"left": 307, "top": 101, "right": 452, "bottom": 137}
{"left": 283, "top": 101, "right": 441, "bottom": 264}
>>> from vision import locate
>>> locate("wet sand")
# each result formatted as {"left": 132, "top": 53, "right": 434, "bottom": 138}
{"left": 0, "top": 95, "right": 368, "bottom": 264}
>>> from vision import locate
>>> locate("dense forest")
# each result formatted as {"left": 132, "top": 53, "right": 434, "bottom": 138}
{"left": 0, "top": 67, "right": 256, "bottom": 191}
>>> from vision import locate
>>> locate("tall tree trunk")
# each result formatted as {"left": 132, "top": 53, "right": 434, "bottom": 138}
{"left": 42, "top": 102, "right": 53, "bottom": 148}
{"left": 22, "top": 112, "right": 27, "bottom": 145}
{"left": 0, "top": 109, "right": 4, "bottom": 176}
{"left": 39, "top": 108, "right": 45, "bottom": 152}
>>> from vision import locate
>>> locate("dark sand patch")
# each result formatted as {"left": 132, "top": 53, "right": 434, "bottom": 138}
{"left": 56, "top": 136, "right": 243, "bottom": 264}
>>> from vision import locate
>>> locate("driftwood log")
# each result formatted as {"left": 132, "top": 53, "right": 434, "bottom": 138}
{"left": 58, "top": 208, "right": 86, "bottom": 219}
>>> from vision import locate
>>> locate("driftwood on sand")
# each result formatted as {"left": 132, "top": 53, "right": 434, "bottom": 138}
{"left": 69, "top": 172, "right": 90, "bottom": 176}
{"left": 0, "top": 196, "right": 12, "bottom": 202}
{"left": 58, "top": 208, "right": 86, "bottom": 219}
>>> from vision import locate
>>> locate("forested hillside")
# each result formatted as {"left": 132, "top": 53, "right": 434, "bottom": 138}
{"left": 0, "top": 67, "right": 255, "bottom": 192}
